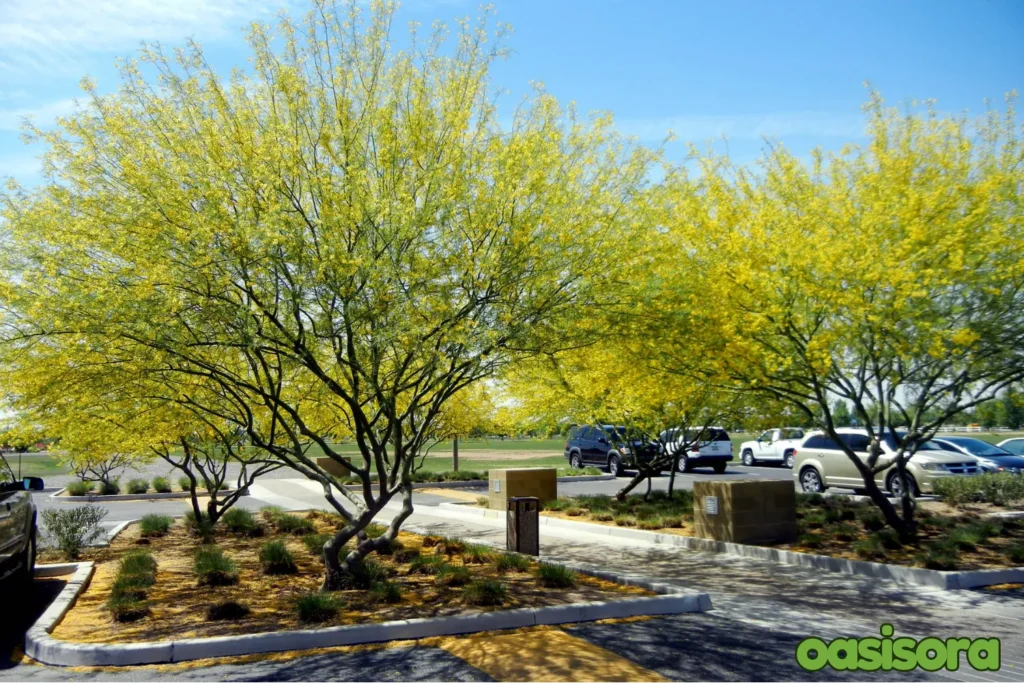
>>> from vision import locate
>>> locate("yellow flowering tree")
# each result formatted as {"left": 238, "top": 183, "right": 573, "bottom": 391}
{"left": 661, "top": 93, "right": 1024, "bottom": 536}
{"left": 0, "top": 0, "right": 656, "bottom": 587}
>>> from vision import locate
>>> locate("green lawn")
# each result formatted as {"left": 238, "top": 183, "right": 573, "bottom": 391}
{"left": 413, "top": 455, "right": 567, "bottom": 475}
{"left": 319, "top": 438, "right": 565, "bottom": 455}
{"left": 2, "top": 453, "right": 68, "bottom": 480}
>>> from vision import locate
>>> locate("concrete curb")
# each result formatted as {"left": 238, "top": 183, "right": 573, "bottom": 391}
{"left": 50, "top": 488, "right": 244, "bottom": 502}
{"left": 23, "top": 552, "right": 709, "bottom": 666}
{"left": 34, "top": 563, "right": 83, "bottom": 578}
{"left": 436, "top": 503, "right": 1024, "bottom": 590}
{"left": 368, "top": 474, "right": 614, "bottom": 491}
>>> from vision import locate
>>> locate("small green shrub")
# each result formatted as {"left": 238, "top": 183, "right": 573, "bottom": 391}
{"left": 371, "top": 580, "right": 403, "bottom": 604}
{"left": 222, "top": 508, "right": 263, "bottom": 537}
{"left": 592, "top": 512, "right": 614, "bottom": 522}
{"left": 537, "top": 563, "right": 576, "bottom": 588}
{"left": 110, "top": 574, "right": 153, "bottom": 601}
{"left": 461, "top": 543, "right": 493, "bottom": 565}
{"left": 126, "top": 479, "right": 150, "bottom": 494}
{"left": 207, "top": 601, "right": 250, "bottom": 621}
{"left": 797, "top": 493, "right": 826, "bottom": 507}
{"left": 152, "top": 477, "right": 172, "bottom": 493}
{"left": 40, "top": 505, "right": 108, "bottom": 560}
{"left": 260, "top": 505, "right": 285, "bottom": 522}
{"left": 421, "top": 535, "right": 443, "bottom": 548}
{"left": 295, "top": 593, "right": 339, "bottom": 623}
{"left": 193, "top": 546, "right": 239, "bottom": 586}
{"left": 1006, "top": 543, "right": 1024, "bottom": 564}
{"left": 463, "top": 579, "right": 507, "bottom": 606}
{"left": 139, "top": 514, "right": 173, "bottom": 537}
{"left": 859, "top": 512, "right": 886, "bottom": 532}
{"left": 275, "top": 514, "right": 315, "bottom": 536}
{"left": 876, "top": 528, "right": 904, "bottom": 550}
{"left": 476, "top": 497, "right": 489, "bottom": 507}
{"left": 832, "top": 522, "right": 858, "bottom": 542}
{"left": 564, "top": 507, "right": 586, "bottom": 517}
{"left": 184, "top": 510, "right": 215, "bottom": 541}
{"left": 409, "top": 554, "right": 446, "bottom": 575}
{"left": 917, "top": 543, "right": 959, "bottom": 570}
{"left": 435, "top": 564, "right": 472, "bottom": 587}
{"left": 98, "top": 479, "right": 121, "bottom": 495}
{"left": 854, "top": 536, "right": 885, "bottom": 560}
{"left": 435, "top": 536, "right": 465, "bottom": 557}
{"left": 259, "top": 541, "right": 298, "bottom": 575}
{"left": 493, "top": 553, "right": 531, "bottom": 573}
{"left": 393, "top": 547, "right": 421, "bottom": 563}
{"left": 119, "top": 550, "right": 158, "bottom": 582}
{"left": 178, "top": 476, "right": 193, "bottom": 492}
{"left": 337, "top": 556, "right": 389, "bottom": 589}
{"left": 107, "top": 595, "right": 150, "bottom": 622}
{"left": 637, "top": 519, "right": 662, "bottom": 531}
{"left": 302, "top": 533, "right": 332, "bottom": 557}
{"left": 543, "top": 499, "right": 572, "bottom": 512}
{"left": 613, "top": 515, "right": 637, "bottom": 527}
{"left": 797, "top": 533, "right": 823, "bottom": 549}
{"left": 66, "top": 481, "right": 93, "bottom": 496}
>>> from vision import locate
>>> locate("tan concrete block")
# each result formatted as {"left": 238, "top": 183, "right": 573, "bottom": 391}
{"left": 316, "top": 457, "right": 351, "bottom": 479}
{"left": 488, "top": 468, "right": 557, "bottom": 510}
{"left": 692, "top": 479, "right": 796, "bottom": 544}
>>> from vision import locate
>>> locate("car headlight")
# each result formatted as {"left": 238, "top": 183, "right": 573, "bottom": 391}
{"left": 621, "top": 447, "right": 631, "bottom": 455}
{"left": 921, "top": 463, "right": 946, "bottom": 472}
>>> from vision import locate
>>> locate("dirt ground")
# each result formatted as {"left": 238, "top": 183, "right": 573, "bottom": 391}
{"left": 51, "top": 514, "right": 647, "bottom": 645}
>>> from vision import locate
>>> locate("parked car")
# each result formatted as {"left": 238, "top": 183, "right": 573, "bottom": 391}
{"left": 996, "top": 438, "right": 1024, "bottom": 456}
{"left": 564, "top": 424, "right": 659, "bottom": 476}
{"left": 0, "top": 475, "right": 44, "bottom": 588}
{"left": 658, "top": 427, "right": 733, "bottom": 474}
{"left": 738, "top": 428, "right": 804, "bottom": 468}
{"left": 932, "top": 437, "right": 1024, "bottom": 474}
{"left": 793, "top": 428, "right": 981, "bottom": 497}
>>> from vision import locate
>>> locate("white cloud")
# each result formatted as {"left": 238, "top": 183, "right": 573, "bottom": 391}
{"left": 0, "top": 98, "right": 79, "bottom": 131}
{"left": 0, "top": 0, "right": 300, "bottom": 80}
{"left": 616, "top": 111, "right": 867, "bottom": 143}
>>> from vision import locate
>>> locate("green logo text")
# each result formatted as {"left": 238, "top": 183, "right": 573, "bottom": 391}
{"left": 796, "top": 624, "right": 1000, "bottom": 673}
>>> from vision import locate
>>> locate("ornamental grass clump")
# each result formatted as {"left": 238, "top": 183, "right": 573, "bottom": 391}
{"left": 493, "top": 552, "right": 530, "bottom": 573}
{"left": 463, "top": 579, "right": 507, "bottom": 606}
{"left": 107, "top": 550, "right": 157, "bottom": 622}
{"left": 193, "top": 546, "right": 239, "bottom": 586}
{"left": 536, "top": 563, "right": 576, "bottom": 588}
{"left": 222, "top": 508, "right": 264, "bottom": 537}
{"left": 139, "top": 514, "right": 173, "bottom": 537}
{"left": 259, "top": 540, "right": 298, "bottom": 575}
{"left": 151, "top": 476, "right": 172, "bottom": 493}
{"left": 126, "top": 479, "right": 149, "bottom": 494}
{"left": 295, "top": 593, "right": 340, "bottom": 623}
{"left": 302, "top": 533, "right": 332, "bottom": 557}
{"left": 274, "top": 514, "right": 315, "bottom": 536}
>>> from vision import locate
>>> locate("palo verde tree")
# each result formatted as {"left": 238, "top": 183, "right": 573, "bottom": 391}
{"left": 0, "top": 0, "right": 657, "bottom": 588}
{"left": 661, "top": 92, "right": 1024, "bottom": 537}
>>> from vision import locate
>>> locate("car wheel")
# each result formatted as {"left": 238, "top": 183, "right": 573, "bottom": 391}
{"left": 742, "top": 450, "right": 755, "bottom": 467}
{"left": 676, "top": 454, "right": 690, "bottom": 473}
{"left": 783, "top": 452, "right": 795, "bottom": 469}
{"left": 607, "top": 455, "right": 621, "bottom": 477}
{"left": 569, "top": 453, "right": 582, "bottom": 469}
{"left": 887, "top": 471, "right": 918, "bottom": 498}
{"left": 800, "top": 467, "right": 824, "bottom": 493}
{"left": 712, "top": 462, "right": 727, "bottom": 474}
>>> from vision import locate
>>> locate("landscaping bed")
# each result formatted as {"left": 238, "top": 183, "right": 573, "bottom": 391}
{"left": 50, "top": 509, "right": 647, "bottom": 645}
{"left": 59, "top": 476, "right": 232, "bottom": 497}
{"left": 340, "top": 466, "right": 604, "bottom": 486}
{"left": 522, "top": 491, "right": 1024, "bottom": 571}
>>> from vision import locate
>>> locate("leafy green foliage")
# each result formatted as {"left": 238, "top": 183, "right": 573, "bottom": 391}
{"left": 302, "top": 533, "right": 332, "bottom": 557}
{"left": 40, "top": 505, "right": 108, "bottom": 560}
{"left": 463, "top": 579, "right": 508, "bottom": 606}
{"left": 493, "top": 553, "right": 531, "bottom": 573}
{"left": 222, "top": 508, "right": 263, "bottom": 537}
{"left": 371, "top": 580, "right": 403, "bottom": 604}
{"left": 126, "top": 478, "right": 149, "bottom": 494}
{"left": 66, "top": 481, "right": 93, "bottom": 496}
{"left": 151, "top": 477, "right": 172, "bottom": 493}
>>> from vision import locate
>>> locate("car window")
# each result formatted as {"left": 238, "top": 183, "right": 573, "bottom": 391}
{"left": 567, "top": 427, "right": 580, "bottom": 440}
{"left": 840, "top": 433, "right": 872, "bottom": 452}
{"left": 1001, "top": 439, "right": 1024, "bottom": 455}
{"left": 944, "top": 437, "right": 1011, "bottom": 457}
{"left": 708, "top": 429, "right": 730, "bottom": 442}
{"left": 780, "top": 428, "right": 804, "bottom": 440}
{"left": 804, "top": 434, "right": 841, "bottom": 450}
{"left": 759, "top": 430, "right": 772, "bottom": 441}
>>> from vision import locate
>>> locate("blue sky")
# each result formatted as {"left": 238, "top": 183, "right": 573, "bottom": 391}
{"left": 1, "top": 0, "right": 1022, "bottom": 186}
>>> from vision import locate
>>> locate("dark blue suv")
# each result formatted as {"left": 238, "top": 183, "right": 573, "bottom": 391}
{"left": 563, "top": 424, "right": 659, "bottom": 477}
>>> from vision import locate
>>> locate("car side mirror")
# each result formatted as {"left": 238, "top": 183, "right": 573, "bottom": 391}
{"left": 23, "top": 477, "right": 44, "bottom": 491}
{"left": 598, "top": 437, "right": 608, "bottom": 444}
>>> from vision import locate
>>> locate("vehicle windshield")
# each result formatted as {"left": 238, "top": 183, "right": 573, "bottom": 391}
{"left": 602, "top": 426, "right": 627, "bottom": 439}
{"left": 879, "top": 432, "right": 950, "bottom": 452}
{"left": 941, "top": 437, "right": 1013, "bottom": 457}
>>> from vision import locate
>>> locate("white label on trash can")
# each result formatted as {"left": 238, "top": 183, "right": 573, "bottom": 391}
{"left": 705, "top": 496, "right": 719, "bottom": 515}
{"left": 493, "top": 480, "right": 500, "bottom": 493}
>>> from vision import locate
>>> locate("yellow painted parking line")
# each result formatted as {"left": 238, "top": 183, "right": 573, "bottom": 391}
{"left": 440, "top": 628, "right": 666, "bottom": 682}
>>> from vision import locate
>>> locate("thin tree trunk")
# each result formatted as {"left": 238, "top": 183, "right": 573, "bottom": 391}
{"left": 453, "top": 436, "right": 459, "bottom": 472}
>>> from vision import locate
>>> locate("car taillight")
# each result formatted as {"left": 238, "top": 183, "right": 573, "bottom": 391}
{"left": 565, "top": 442, "right": 570, "bottom": 450}
{"left": 792, "top": 449, "right": 798, "bottom": 457}
{"left": 691, "top": 445, "right": 699, "bottom": 453}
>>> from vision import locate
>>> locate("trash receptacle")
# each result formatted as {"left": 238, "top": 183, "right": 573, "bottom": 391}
{"left": 507, "top": 496, "right": 539, "bottom": 556}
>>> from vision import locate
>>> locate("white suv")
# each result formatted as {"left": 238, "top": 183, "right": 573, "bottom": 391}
{"left": 738, "top": 428, "right": 804, "bottom": 468}
{"left": 793, "top": 428, "right": 981, "bottom": 497}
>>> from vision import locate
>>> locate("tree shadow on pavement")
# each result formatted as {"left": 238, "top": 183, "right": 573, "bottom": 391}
{"left": 0, "top": 578, "right": 65, "bottom": 670}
